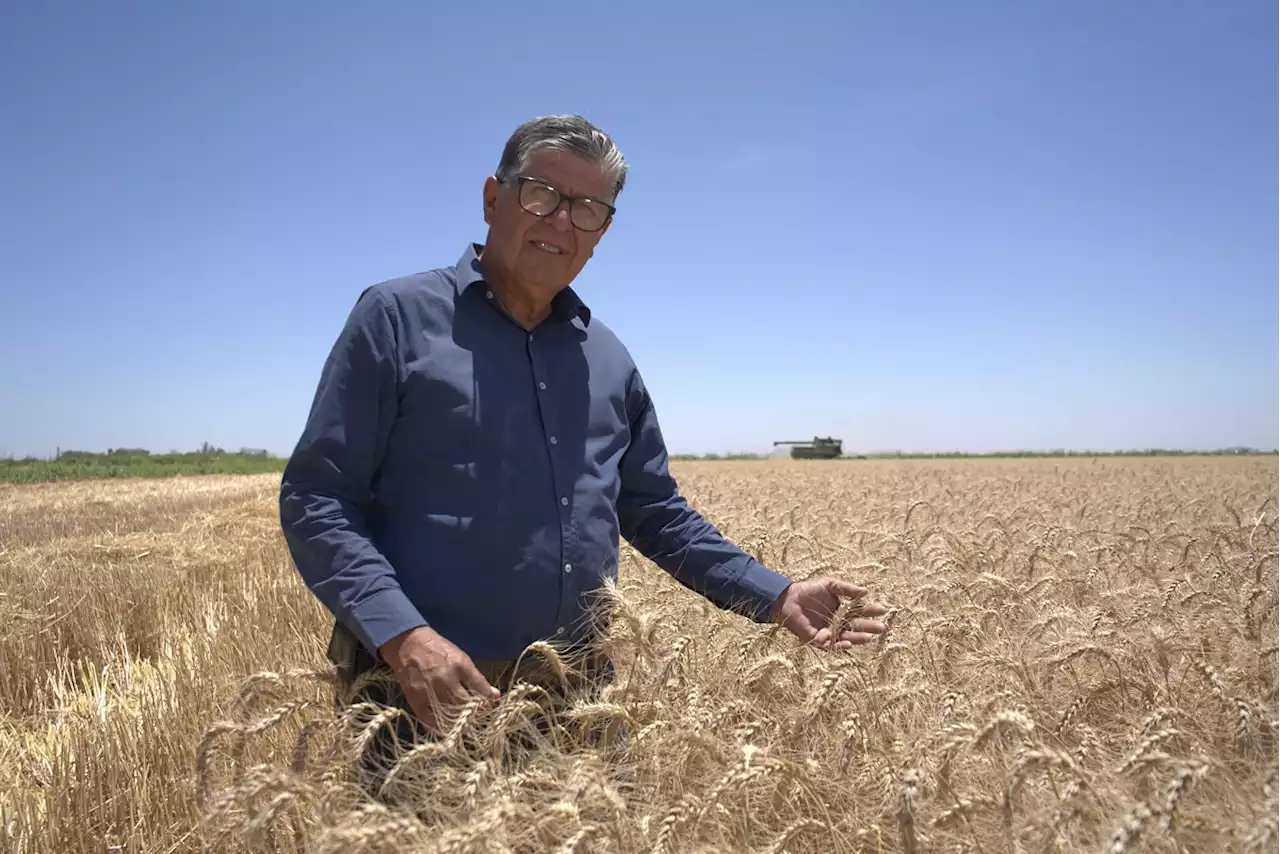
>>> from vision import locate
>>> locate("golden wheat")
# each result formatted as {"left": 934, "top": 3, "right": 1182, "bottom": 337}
{"left": 1, "top": 456, "right": 1276, "bottom": 852}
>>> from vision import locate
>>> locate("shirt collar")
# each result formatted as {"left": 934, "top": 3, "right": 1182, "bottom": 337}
{"left": 457, "top": 242, "right": 592, "bottom": 327}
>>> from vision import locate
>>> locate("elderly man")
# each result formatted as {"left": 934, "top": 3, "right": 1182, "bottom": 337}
{"left": 279, "top": 115, "right": 887, "bottom": 756}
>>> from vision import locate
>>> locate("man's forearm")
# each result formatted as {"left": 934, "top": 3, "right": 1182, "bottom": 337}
{"left": 616, "top": 373, "right": 792, "bottom": 621}
{"left": 280, "top": 285, "right": 426, "bottom": 656}
{"left": 280, "top": 473, "right": 428, "bottom": 654}
{"left": 621, "top": 493, "right": 792, "bottom": 622}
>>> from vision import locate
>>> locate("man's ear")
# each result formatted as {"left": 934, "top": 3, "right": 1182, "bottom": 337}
{"left": 482, "top": 176, "right": 499, "bottom": 225}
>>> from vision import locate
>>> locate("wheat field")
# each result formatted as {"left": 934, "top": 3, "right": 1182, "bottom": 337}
{"left": 0, "top": 457, "right": 1276, "bottom": 853}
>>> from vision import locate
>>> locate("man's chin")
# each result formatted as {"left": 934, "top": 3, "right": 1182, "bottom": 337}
{"left": 517, "top": 261, "right": 575, "bottom": 291}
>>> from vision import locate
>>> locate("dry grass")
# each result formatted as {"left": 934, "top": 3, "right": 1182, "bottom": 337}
{"left": 1, "top": 457, "right": 1276, "bottom": 853}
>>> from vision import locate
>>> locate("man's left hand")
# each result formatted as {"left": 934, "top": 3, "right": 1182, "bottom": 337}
{"left": 771, "top": 578, "right": 888, "bottom": 651}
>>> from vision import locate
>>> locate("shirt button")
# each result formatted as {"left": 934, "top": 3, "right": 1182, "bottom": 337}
{"left": 485, "top": 290, "right": 493, "bottom": 299}
{"left": 538, "top": 382, "right": 547, "bottom": 390}
{"left": 560, "top": 497, "right": 568, "bottom": 506}
{"left": 549, "top": 436, "right": 558, "bottom": 445}
{"left": 564, "top": 563, "right": 573, "bottom": 573}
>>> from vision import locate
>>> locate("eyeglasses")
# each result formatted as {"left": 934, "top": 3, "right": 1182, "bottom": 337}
{"left": 506, "top": 175, "right": 615, "bottom": 233}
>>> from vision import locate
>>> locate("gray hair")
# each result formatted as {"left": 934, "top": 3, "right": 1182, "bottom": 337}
{"left": 496, "top": 114, "right": 628, "bottom": 200}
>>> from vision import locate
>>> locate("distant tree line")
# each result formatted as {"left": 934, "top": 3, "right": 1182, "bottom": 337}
{"left": 3, "top": 443, "right": 1273, "bottom": 485}
{"left": 856, "top": 447, "right": 1277, "bottom": 459}
{"left": 1, "top": 444, "right": 287, "bottom": 484}
{"left": 671, "top": 447, "right": 1277, "bottom": 461}
{"left": 49, "top": 443, "right": 273, "bottom": 460}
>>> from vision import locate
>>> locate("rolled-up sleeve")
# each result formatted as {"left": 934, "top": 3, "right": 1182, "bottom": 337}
{"left": 616, "top": 372, "right": 792, "bottom": 623}
{"left": 279, "top": 287, "right": 427, "bottom": 654}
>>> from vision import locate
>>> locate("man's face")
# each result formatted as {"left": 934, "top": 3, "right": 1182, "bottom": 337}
{"left": 482, "top": 149, "right": 614, "bottom": 293}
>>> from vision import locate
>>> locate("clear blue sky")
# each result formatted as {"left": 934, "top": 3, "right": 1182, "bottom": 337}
{"left": 2, "top": 1, "right": 1276, "bottom": 458}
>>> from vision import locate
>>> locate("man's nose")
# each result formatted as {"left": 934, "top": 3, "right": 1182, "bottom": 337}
{"left": 549, "top": 204, "right": 573, "bottom": 232}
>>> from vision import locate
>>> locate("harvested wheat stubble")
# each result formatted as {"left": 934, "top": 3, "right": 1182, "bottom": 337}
{"left": 0, "top": 456, "right": 1276, "bottom": 853}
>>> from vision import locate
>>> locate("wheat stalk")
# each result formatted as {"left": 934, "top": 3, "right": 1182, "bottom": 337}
{"left": 759, "top": 818, "right": 828, "bottom": 854}
{"left": 973, "top": 710, "right": 1036, "bottom": 750}
{"left": 1156, "top": 761, "right": 1208, "bottom": 833}
{"left": 1105, "top": 804, "right": 1151, "bottom": 853}
{"left": 931, "top": 795, "right": 999, "bottom": 829}
{"left": 897, "top": 768, "right": 920, "bottom": 854}
{"left": 555, "top": 823, "right": 599, "bottom": 854}
{"left": 798, "top": 669, "right": 842, "bottom": 722}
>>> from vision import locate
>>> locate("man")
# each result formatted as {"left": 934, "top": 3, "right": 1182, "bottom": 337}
{"left": 279, "top": 114, "right": 887, "bottom": 756}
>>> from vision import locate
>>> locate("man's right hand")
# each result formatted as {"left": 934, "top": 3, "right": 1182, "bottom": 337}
{"left": 379, "top": 626, "right": 501, "bottom": 735}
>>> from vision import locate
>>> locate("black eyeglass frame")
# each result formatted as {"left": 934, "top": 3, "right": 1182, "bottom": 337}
{"left": 504, "top": 175, "right": 617, "bottom": 233}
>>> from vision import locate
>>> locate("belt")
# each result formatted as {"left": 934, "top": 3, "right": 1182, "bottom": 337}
{"left": 328, "top": 621, "right": 611, "bottom": 697}
{"left": 472, "top": 649, "right": 612, "bottom": 695}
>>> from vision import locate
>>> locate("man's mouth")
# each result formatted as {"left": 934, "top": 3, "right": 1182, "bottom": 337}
{"left": 530, "top": 240, "right": 566, "bottom": 256}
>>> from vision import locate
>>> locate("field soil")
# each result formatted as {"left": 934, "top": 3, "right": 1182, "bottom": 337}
{"left": 1, "top": 458, "right": 1276, "bottom": 853}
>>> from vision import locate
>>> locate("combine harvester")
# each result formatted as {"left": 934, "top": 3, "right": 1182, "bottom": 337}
{"left": 772, "top": 437, "right": 844, "bottom": 459}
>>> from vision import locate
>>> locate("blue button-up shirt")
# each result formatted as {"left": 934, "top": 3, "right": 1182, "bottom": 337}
{"left": 279, "top": 244, "right": 792, "bottom": 662}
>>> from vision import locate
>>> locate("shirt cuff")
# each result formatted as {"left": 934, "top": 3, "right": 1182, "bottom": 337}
{"left": 733, "top": 559, "right": 794, "bottom": 623}
{"left": 347, "top": 587, "right": 429, "bottom": 655}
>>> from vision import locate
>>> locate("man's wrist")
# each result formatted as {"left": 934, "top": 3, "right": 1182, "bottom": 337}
{"left": 732, "top": 558, "right": 793, "bottom": 624}
{"left": 348, "top": 586, "right": 430, "bottom": 655}
{"left": 379, "top": 624, "right": 431, "bottom": 668}
{"left": 769, "top": 583, "right": 793, "bottom": 624}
